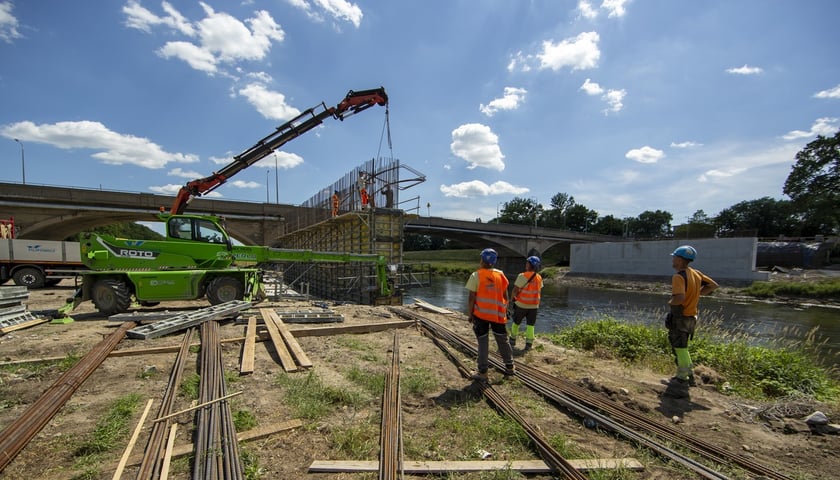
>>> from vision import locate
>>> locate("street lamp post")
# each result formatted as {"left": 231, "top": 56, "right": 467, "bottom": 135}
{"left": 266, "top": 170, "right": 270, "bottom": 203}
{"left": 274, "top": 154, "right": 279, "bottom": 204}
{"left": 13, "top": 138, "right": 25, "bottom": 184}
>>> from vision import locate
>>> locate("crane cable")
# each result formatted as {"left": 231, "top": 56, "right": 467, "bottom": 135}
{"left": 376, "top": 103, "right": 393, "bottom": 160}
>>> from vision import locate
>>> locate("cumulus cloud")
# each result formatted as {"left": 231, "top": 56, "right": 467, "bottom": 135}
{"left": 782, "top": 117, "right": 839, "bottom": 140}
{"left": 577, "top": 1, "right": 598, "bottom": 19}
{"left": 0, "top": 120, "right": 198, "bottom": 169}
{"left": 168, "top": 167, "right": 203, "bottom": 178}
{"left": 238, "top": 83, "right": 301, "bottom": 120}
{"left": 814, "top": 84, "right": 840, "bottom": 99}
{"left": 450, "top": 124, "right": 505, "bottom": 171}
{"left": 671, "top": 141, "right": 703, "bottom": 148}
{"left": 602, "top": 0, "right": 630, "bottom": 18}
{"left": 0, "top": 1, "right": 22, "bottom": 43}
{"left": 698, "top": 167, "right": 747, "bottom": 182}
{"left": 538, "top": 31, "right": 600, "bottom": 71}
{"left": 286, "top": 0, "right": 363, "bottom": 28}
{"left": 479, "top": 87, "right": 528, "bottom": 116}
{"left": 726, "top": 64, "right": 763, "bottom": 75}
{"left": 124, "top": 1, "right": 284, "bottom": 75}
{"left": 440, "top": 180, "right": 529, "bottom": 198}
{"left": 580, "top": 79, "right": 625, "bottom": 114}
{"left": 625, "top": 146, "right": 664, "bottom": 164}
{"left": 230, "top": 180, "right": 261, "bottom": 188}
{"left": 255, "top": 151, "right": 304, "bottom": 169}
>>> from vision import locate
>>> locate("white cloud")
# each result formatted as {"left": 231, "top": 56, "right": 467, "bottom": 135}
{"left": 440, "top": 180, "right": 529, "bottom": 198}
{"left": 238, "top": 83, "right": 301, "bottom": 120}
{"left": 149, "top": 184, "right": 222, "bottom": 197}
{"left": 230, "top": 180, "right": 261, "bottom": 188}
{"left": 814, "top": 84, "right": 840, "bottom": 99}
{"left": 450, "top": 124, "right": 505, "bottom": 171}
{"left": 0, "top": 120, "right": 198, "bottom": 169}
{"left": 698, "top": 167, "right": 747, "bottom": 182}
{"left": 671, "top": 141, "right": 703, "bottom": 148}
{"left": 168, "top": 167, "right": 203, "bottom": 178}
{"left": 0, "top": 1, "right": 22, "bottom": 43}
{"left": 507, "top": 51, "right": 532, "bottom": 73}
{"left": 577, "top": 1, "right": 598, "bottom": 19}
{"left": 538, "top": 31, "right": 600, "bottom": 72}
{"left": 255, "top": 151, "right": 304, "bottom": 169}
{"left": 125, "top": 2, "right": 285, "bottom": 75}
{"left": 782, "top": 117, "right": 839, "bottom": 140}
{"left": 479, "top": 87, "right": 528, "bottom": 117}
{"left": 580, "top": 79, "right": 625, "bottom": 114}
{"left": 625, "top": 146, "right": 664, "bottom": 164}
{"left": 286, "top": 0, "right": 364, "bottom": 28}
{"left": 726, "top": 64, "right": 763, "bottom": 75}
{"left": 601, "top": 0, "right": 629, "bottom": 18}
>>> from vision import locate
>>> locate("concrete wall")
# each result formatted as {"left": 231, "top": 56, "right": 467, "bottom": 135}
{"left": 570, "top": 238, "right": 770, "bottom": 284}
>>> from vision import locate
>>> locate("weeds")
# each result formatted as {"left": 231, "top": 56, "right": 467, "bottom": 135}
{"left": 233, "top": 409, "right": 258, "bottom": 431}
{"left": 546, "top": 317, "right": 840, "bottom": 401}
{"left": 403, "top": 366, "right": 438, "bottom": 396}
{"left": 180, "top": 372, "right": 201, "bottom": 400}
{"left": 741, "top": 278, "right": 840, "bottom": 299}
{"left": 69, "top": 393, "right": 142, "bottom": 478}
{"left": 274, "top": 370, "right": 365, "bottom": 420}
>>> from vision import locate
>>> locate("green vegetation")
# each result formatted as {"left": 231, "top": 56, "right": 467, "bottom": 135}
{"left": 70, "top": 394, "right": 142, "bottom": 479}
{"left": 546, "top": 318, "right": 840, "bottom": 401}
{"left": 274, "top": 370, "right": 365, "bottom": 420}
{"left": 65, "top": 221, "right": 164, "bottom": 242}
{"left": 180, "top": 372, "right": 201, "bottom": 400}
{"left": 233, "top": 409, "right": 258, "bottom": 431}
{"left": 741, "top": 278, "right": 840, "bottom": 300}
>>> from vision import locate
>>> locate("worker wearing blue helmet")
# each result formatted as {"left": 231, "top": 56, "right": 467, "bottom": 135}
{"left": 667, "top": 245, "right": 718, "bottom": 385}
{"left": 465, "top": 248, "right": 515, "bottom": 382}
{"left": 508, "top": 255, "right": 543, "bottom": 354}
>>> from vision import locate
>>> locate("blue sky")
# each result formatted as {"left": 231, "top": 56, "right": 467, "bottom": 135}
{"left": 1, "top": 0, "right": 839, "bottom": 225}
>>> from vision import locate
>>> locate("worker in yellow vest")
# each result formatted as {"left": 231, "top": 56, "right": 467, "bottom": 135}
{"left": 465, "top": 248, "right": 515, "bottom": 382}
{"left": 508, "top": 256, "right": 543, "bottom": 354}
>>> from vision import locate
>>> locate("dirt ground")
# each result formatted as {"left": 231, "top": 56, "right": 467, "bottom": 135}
{"left": 1, "top": 277, "right": 838, "bottom": 480}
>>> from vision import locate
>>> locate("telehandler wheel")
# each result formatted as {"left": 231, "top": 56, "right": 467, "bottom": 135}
{"left": 206, "top": 276, "right": 244, "bottom": 305}
{"left": 91, "top": 279, "right": 132, "bottom": 315}
{"left": 13, "top": 267, "right": 46, "bottom": 289}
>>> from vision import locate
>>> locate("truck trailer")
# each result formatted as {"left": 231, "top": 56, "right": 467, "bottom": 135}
{"left": 0, "top": 238, "right": 85, "bottom": 288}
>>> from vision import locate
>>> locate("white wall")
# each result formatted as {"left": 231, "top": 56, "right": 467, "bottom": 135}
{"left": 570, "top": 238, "right": 769, "bottom": 284}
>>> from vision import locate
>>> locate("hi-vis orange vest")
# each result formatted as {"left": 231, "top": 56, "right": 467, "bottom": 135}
{"left": 516, "top": 272, "right": 542, "bottom": 307}
{"left": 472, "top": 268, "right": 508, "bottom": 324}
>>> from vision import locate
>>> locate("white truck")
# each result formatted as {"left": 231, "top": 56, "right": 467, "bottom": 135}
{"left": 0, "top": 239, "right": 84, "bottom": 288}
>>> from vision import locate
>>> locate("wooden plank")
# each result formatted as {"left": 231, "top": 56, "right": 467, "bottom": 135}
{"left": 124, "top": 419, "right": 303, "bottom": 467}
{"left": 269, "top": 314, "right": 313, "bottom": 369}
{"left": 0, "top": 317, "right": 48, "bottom": 334}
{"left": 308, "top": 458, "right": 644, "bottom": 473}
{"left": 240, "top": 316, "right": 257, "bottom": 375}
{"left": 159, "top": 424, "right": 178, "bottom": 480}
{"left": 112, "top": 399, "right": 154, "bottom": 480}
{"left": 259, "top": 308, "right": 297, "bottom": 372}
{"left": 412, "top": 298, "right": 454, "bottom": 315}
{"left": 286, "top": 319, "right": 415, "bottom": 337}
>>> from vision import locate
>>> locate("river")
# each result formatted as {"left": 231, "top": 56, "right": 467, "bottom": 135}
{"left": 407, "top": 275, "right": 840, "bottom": 367}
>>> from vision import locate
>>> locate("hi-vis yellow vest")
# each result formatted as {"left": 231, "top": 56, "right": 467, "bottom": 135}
{"left": 473, "top": 269, "right": 508, "bottom": 324}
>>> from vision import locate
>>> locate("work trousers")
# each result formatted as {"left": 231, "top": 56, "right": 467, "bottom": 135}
{"left": 472, "top": 316, "right": 514, "bottom": 374}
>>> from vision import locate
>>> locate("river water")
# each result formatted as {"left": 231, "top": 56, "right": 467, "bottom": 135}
{"left": 407, "top": 276, "right": 840, "bottom": 368}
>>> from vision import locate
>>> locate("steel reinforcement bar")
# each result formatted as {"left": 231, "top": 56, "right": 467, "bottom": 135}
{"left": 0, "top": 321, "right": 136, "bottom": 473}
{"left": 379, "top": 332, "right": 403, "bottom": 480}
{"left": 392, "top": 307, "right": 793, "bottom": 480}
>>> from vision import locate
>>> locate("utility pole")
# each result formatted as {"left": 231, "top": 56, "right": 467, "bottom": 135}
{"left": 266, "top": 170, "right": 270, "bottom": 203}
{"left": 274, "top": 154, "right": 279, "bottom": 204}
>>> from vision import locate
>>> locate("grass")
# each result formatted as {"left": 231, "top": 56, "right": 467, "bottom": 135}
{"left": 545, "top": 317, "right": 840, "bottom": 402}
{"left": 69, "top": 393, "right": 142, "bottom": 479}
{"left": 274, "top": 369, "right": 366, "bottom": 420}
{"left": 741, "top": 278, "right": 840, "bottom": 300}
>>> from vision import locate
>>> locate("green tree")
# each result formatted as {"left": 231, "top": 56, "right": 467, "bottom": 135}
{"left": 783, "top": 132, "right": 840, "bottom": 235}
{"left": 714, "top": 197, "right": 796, "bottom": 237}
{"left": 65, "top": 222, "right": 163, "bottom": 241}
{"left": 592, "top": 214, "right": 625, "bottom": 236}
{"left": 628, "top": 210, "right": 673, "bottom": 238}
{"left": 565, "top": 204, "right": 599, "bottom": 232}
{"left": 674, "top": 209, "right": 717, "bottom": 239}
{"left": 499, "top": 197, "right": 543, "bottom": 226}
{"left": 540, "top": 192, "right": 575, "bottom": 228}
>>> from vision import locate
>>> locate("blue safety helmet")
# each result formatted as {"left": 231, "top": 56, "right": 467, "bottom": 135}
{"left": 480, "top": 248, "right": 498, "bottom": 266}
{"left": 526, "top": 256, "right": 541, "bottom": 270}
{"left": 671, "top": 245, "right": 697, "bottom": 262}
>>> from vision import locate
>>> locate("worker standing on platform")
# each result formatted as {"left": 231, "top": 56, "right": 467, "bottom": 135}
{"left": 332, "top": 191, "right": 340, "bottom": 217}
{"left": 466, "top": 248, "right": 515, "bottom": 382}
{"left": 508, "top": 255, "right": 543, "bottom": 354}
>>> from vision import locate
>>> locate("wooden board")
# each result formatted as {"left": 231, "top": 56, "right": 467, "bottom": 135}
{"left": 308, "top": 458, "right": 644, "bottom": 473}
{"left": 271, "top": 314, "right": 313, "bottom": 369}
{"left": 239, "top": 316, "right": 257, "bottom": 375}
{"left": 412, "top": 298, "right": 455, "bottom": 315}
{"left": 286, "top": 319, "right": 415, "bottom": 337}
{"left": 259, "top": 308, "right": 297, "bottom": 372}
{"left": 0, "top": 317, "right": 48, "bottom": 334}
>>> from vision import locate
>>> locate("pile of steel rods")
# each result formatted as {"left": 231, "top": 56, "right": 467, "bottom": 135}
{"left": 379, "top": 332, "right": 403, "bottom": 480}
{"left": 393, "top": 307, "right": 794, "bottom": 480}
{"left": 0, "top": 321, "right": 135, "bottom": 473}
{"left": 135, "top": 327, "right": 195, "bottom": 479}
{"left": 192, "top": 320, "right": 243, "bottom": 479}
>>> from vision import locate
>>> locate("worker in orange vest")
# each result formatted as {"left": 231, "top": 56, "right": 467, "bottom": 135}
{"left": 331, "top": 191, "right": 340, "bottom": 217}
{"left": 465, "top": 248, "right": 515, "bottom": 382}
{"left": 508, "top": 256, "right": 543, "bottom": 354}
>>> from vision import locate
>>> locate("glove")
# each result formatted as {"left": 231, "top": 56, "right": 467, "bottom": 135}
{"left": 664, "top": 312, "right": 673, "bottom": 329}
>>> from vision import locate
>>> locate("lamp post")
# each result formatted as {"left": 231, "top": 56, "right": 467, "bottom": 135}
{"left": 274, "top": 154, "right": 279, "bottom": 204}
{"left": 266, "top": 170, "right": 270, "bottom": 203}
{"left": 13, "top": 138, "right": 25, "bottom": 184}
